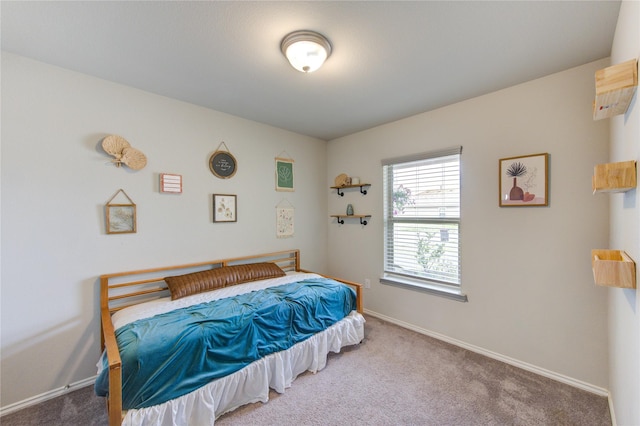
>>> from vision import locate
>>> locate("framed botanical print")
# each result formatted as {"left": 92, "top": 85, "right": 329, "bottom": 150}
{"left": 213, "top": 194, "right": 237, "bottom": 222}
{"left": 499, "top": 153, "right": 549, "bottom": 207}
{"left": 275, "top": 157, "right": 294, "bottom": 191}
{"left": 105, "top": 189, "right": 137, "bottom": 234}
{"left": 106, "top": 205, "right": 136, "bottom": 233}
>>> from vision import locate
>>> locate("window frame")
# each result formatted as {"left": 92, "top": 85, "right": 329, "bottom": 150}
{"left": 381, "top": 146, "right": 467, "bottom": 302}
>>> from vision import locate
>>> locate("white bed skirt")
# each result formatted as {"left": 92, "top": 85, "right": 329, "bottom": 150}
{"left": 122, "top": 311, "right": 365, "bottom": 426}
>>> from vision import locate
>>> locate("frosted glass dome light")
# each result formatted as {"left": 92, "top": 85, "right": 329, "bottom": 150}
{"left": 281, "top": 30, "right": 332, "bottom": 73}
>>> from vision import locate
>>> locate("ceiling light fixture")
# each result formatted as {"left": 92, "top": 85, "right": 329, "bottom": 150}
{"left": 280, "top": 30, "right": 332, "bottom": 73}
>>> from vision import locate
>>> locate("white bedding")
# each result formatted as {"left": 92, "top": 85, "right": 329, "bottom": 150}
{"left": 112, "top": 271, "right": 321, "bottom": 331}
{"left": 107, "top": 271, "right": 365, "bottom": 425}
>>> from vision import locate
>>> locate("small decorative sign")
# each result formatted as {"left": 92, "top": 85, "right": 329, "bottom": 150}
{"left": 105, "top": 189, "right": 136, "bottom": 234}
{"left": 209, "top": 142, "right": 237, "bottom": 179}
{"left": 160, "top": 173, "right": 182, "bottom": 193}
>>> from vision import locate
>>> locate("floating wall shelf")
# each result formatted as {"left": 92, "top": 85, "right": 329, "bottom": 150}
{"left": 591, "top": 249, "right": 636, "bottom": 289}
{"left": 331, "top": 183, "right": 371, "bottom": 196}
{"left": 592, "top": 160, "right": 637, "bottom": 193}
{"left": 330, "top": 183, "right": 371, "bottom": 224}
{"left": 331, "top": 214, "right": 371, "bottom": 225}
{"left": 593, "top": 58, "right": 638, "bottom": 120}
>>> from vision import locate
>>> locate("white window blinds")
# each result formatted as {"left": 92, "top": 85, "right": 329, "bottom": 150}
{"left": 382, "top": 147, "right": 461, "bottom": 288}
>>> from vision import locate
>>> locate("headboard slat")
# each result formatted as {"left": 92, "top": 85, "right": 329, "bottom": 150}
{"left": 100, "top": 249, "right": 301, "bottom": 326}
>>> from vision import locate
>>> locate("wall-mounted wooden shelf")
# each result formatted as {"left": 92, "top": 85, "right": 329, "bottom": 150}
{"left": 331, "top": 184, "right": 371, "bottom": 196}
{"left": 592, "top": 161, "right": 637, "bottom": 193}
{"left": 593, "top": 58, "right": 638, "bottom": 120}
{"left": 591, "top": 249, "right": 636, "bottom": 289}
{"left": 331, "top": 214, "right": 371, "bottom": 225}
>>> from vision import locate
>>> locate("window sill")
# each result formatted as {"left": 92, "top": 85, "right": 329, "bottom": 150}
{"left": 380, "top": 274, "right": 468, "bottom": 302}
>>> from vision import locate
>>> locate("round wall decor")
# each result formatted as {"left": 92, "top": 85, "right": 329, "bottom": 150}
{"left": 209, "top": 142, "right": 237, "bottom": 179}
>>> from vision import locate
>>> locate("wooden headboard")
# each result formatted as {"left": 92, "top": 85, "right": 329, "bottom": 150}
{"left": 100, "top": 249, "right": 300, "bottom": 317}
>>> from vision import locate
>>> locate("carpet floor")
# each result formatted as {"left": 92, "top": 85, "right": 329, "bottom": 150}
{"left": 1, "top": 315, "right": 611, "bottom": 425}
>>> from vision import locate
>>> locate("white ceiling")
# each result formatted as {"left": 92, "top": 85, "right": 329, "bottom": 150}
{"left": 1, "top": 1, "right": 621, "bottom": 141}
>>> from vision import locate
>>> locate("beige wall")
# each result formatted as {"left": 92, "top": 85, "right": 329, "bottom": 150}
{"left": 0, "top": 53, "right": 328, "bottom": 407}
{"left": 608, "top": 1, "right": 640, "bottom": 424}
{"left": 327, "top": 59, "right": 611, "bottom": 390}
{"left": 2, "top": 43, "right": 633, "bottom": 415}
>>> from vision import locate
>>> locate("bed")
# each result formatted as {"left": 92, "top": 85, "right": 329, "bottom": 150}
{"left": 96, "top": 249, "right": 365, "bottom": 425}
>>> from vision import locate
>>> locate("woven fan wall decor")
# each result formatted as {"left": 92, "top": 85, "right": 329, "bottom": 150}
{"left": 102, "top": 135, "right": 147, "bottom": 170}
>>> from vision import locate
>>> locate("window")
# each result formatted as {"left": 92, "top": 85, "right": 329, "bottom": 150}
{"left": 381, "top": 146, "right": 466, "bottom": 302}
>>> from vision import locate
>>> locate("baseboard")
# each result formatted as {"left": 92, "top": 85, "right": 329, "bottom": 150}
{"left": 608, "top": 393, "right": 617, "bottom": 426}
{"left": 363, "top": 309, "right": 609, "bottom": 397}
{"left": 0, "top": 376, "right": 97, "bottom": 417}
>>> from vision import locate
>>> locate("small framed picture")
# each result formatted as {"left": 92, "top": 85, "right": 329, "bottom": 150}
{"left": 275, "top": 157, "right": 294, "bottom": 191}
{"left": 213, "top": 194, "right": 237, "bottom": 222}
{"left": 105, "top": 189, "right": 137, "bottom": 234}
{"left": 499, "top": 153, "right": 549, "bottom": 207}
{"left": 106, "top": 204, "right": 136, "bottom": 234}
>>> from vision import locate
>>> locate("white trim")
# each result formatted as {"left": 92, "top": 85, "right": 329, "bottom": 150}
{"left": 608, "top": 393, "right": 617, "bottom": 426}
{"left": 380, "top": 274, "right": 467, "bottom": 302}
{"left": 0, "top": 376, "right": 97, "bottom": 417}
{"left": 364, "top": 309, "right": 609, "bottom": 397}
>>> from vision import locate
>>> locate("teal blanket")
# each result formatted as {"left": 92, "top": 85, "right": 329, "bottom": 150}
{"left": 95, "top": 278, "right": 356, "bottom": 409}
